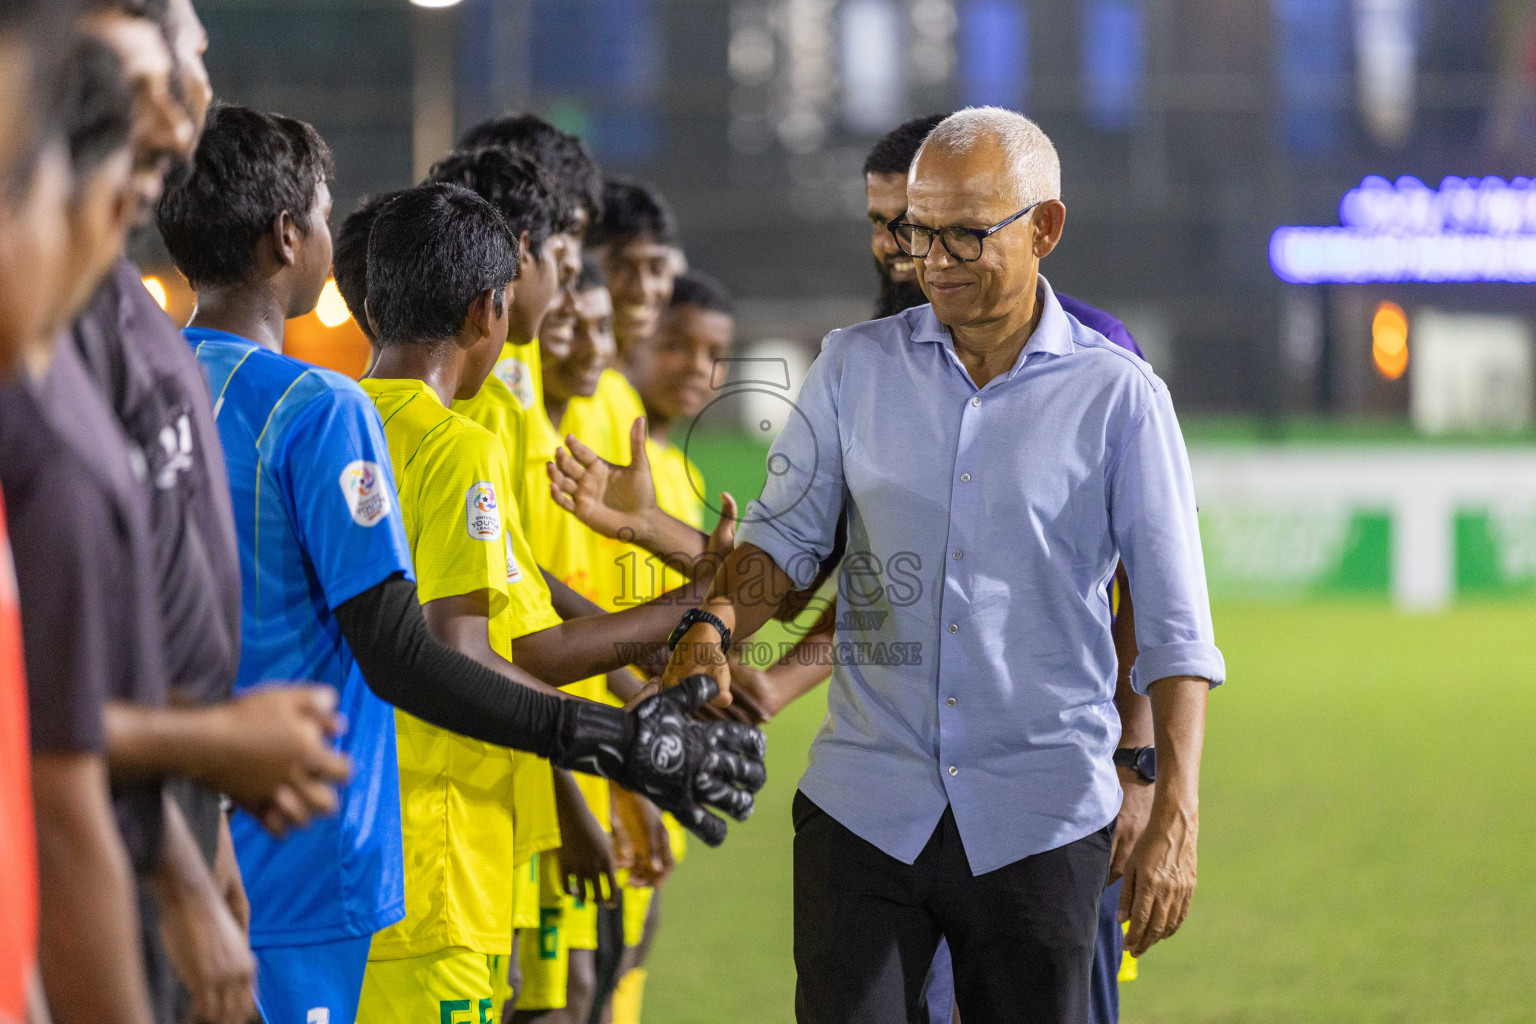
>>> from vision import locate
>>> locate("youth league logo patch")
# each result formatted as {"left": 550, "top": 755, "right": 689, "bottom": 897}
{"left": 466, "top": 482, "right": 502, "bottom": 541}
{"left": 338, "top": 461, "right": 390, "bottom": 527}
{"left": 494, "top": 357, "right": 536, "bottom": 410}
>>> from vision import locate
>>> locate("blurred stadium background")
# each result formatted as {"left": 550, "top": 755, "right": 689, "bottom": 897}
{"left": 145, "top": 1, "right": 1536, "bottom": 1018}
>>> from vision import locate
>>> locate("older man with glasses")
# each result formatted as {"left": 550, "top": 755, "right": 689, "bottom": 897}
{"left": 658, "top": 106, "right": 1224, "bottom": 1024}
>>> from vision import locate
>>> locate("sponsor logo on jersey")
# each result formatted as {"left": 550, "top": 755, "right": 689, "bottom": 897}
{"left": 339, "top": 460, "right": 390, "bottom": 527}
{"left": 153, "top": 413, "right": 195, "bottom": 491}
{"left": 494, "top": 357, "right": 536, "bottom": 410}
{"left": 466, "top": 481, "right": 501, "bottom": 540}
{"left": 504, "top": 532, "right": 523, "bottom": 583}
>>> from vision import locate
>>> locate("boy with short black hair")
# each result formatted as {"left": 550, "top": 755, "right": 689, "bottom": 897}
{"left": 458, "top": 113, "right": 603, "bottom": 236}
{"left": 331, "top": 187, "right": 405, "bottom": 347}
{"left": 354, "top": 180, "right": 567, "bottom": 1024}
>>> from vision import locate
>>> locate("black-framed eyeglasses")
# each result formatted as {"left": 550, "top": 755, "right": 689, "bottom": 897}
{"left": 887, "top": 200, "right": 1043, "bottom": 262}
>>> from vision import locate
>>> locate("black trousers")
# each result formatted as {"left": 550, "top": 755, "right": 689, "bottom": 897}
{"left": 793, "top": 791, "right": 1112, "bottom": 1024}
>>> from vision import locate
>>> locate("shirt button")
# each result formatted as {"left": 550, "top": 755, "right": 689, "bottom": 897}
{"left": 948, "top": 623, "right": 958, "bottom": 634}
{"left": 971, "top": 396, "right": 981, "bottom": 407}
{"left": 948, "top": 765, "right": 959, "bottom": 776}
{"left": 960, "top": 473, "right": 971, "bottom": 483}
{"left": 952, "top": 549, "right": 963, "bottom": 560}
{"left": 946, "top": 697, "right": 956, "bottom": 707}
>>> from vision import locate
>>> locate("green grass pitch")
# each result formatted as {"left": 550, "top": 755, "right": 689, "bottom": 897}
{"left": 642, "top": 602, "right": 1536, "bottom": 1023}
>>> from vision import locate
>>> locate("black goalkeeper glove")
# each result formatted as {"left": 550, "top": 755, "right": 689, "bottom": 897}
{"left": 548, "top": 675, "right": 767, "bottom": 847}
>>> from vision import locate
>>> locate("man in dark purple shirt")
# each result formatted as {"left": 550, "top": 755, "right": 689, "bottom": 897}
{"left": 862, "top": 114, "right": 1155, "bottom": 1024}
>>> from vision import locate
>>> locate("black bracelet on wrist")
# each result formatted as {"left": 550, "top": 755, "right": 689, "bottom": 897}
{"left": 668, "top": 607, "right": 732, "bottom": 657}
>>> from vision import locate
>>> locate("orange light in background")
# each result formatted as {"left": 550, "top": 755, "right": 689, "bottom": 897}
{"left": 315, "top": 278, "right": 352, "bottom": 328}
{"left": 1372, "top": 301, "right": 1409, "bottom": 380}
{"left": 141, "top": 275, "right": 169, "bottom": 310}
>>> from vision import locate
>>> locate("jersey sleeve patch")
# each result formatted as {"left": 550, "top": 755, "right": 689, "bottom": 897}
{"left": 339, "top": 460, "right": 391, "bottom": 527}
{"left": 494, "top": 357, "right": 536, "bottom": 410}
{"left": 466, "top": 481, "right": 502, "bottom": 541}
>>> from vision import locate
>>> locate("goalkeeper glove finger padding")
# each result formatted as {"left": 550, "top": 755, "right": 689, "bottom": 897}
{"left": 549, "top": 674, "right": 768, "bottom": 847}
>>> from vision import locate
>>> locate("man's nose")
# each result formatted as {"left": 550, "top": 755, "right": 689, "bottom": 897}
{"left": 922, "top": 241, "right": 957, "bottom": 270}
{"left": 143, "top": 96, "right": 194, "bottom": 160}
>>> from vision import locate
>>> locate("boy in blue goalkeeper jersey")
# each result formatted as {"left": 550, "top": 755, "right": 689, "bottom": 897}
{"left": 155, "top": 104, "right": 765, "bottom": 1024}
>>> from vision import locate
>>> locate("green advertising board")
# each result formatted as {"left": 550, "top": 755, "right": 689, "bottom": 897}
{"left": 1455, "top": 508, "right": 1536, "bottom": 597}
{"left": 1198, "top": 508, "right": 1392, "bottom": 600}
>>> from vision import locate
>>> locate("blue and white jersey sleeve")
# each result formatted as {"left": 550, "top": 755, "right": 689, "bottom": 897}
{"left": 274, "top": 383, "right": 415, "bottom": 610}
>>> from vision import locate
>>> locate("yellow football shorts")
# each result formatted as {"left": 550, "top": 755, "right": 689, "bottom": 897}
{"left": 621, "top": 879, "right": 653, "bottom": 949}
{"left": 512, "top": 853, "right": 541, "bottom": 931}
{"left": 358, "top": 948, "right": 504, "bottom": 1024}
{"left": 514, "top": 848, "right": 571, "bottom": 1011}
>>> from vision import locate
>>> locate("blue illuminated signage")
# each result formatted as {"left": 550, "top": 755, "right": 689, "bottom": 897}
{"left": 1270, "top": 175, "right": 1536, "bottom": 283}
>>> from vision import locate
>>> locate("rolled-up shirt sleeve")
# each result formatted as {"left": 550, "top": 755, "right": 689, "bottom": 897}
{"left": 1108, "top": 383, "right": 1226, "bottom": 693}
{"left": 736, "top": 334, "right": 847, "bottom": 590}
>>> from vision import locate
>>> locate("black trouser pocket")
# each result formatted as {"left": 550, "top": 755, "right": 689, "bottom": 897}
{"left": 792, "top": 789, "right": 825, "bottom": 834}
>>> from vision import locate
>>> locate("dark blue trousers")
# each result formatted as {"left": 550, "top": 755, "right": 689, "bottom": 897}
{"left": 925, "top": 879, "right": 1123, "bottom": 1024}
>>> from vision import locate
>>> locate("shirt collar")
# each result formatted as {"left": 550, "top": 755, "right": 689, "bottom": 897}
{"left": 359, "top": 375, "right": 441, "bottom": 405}
{"left": 906, "top": 274, "right": 1076, "bottom": 372}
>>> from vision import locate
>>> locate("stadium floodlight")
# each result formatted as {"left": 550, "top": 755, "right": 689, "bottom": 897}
{"left": 314, "top": 279, "right": 351, "bottom": 327}
{"left": 410, "top": 0, "right": 463, "bottom": 7}
{"left": 140, "top": 275, "right": 168, "bottom": 310}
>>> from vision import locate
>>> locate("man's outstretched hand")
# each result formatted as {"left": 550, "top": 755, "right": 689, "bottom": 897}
{"left": 550, "top": 675, "right": 767, "bottom": 847}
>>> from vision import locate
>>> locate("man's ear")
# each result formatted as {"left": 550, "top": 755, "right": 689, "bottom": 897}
{"left": 1032, "top": 200, "right": 1067, "bottom": 260}
{"left": 465, "top": 287, "right": 498, "bottom": 344}
{"left": 272, "top": 210, "right": 300, "bottom": 267}
{"left": 364, "top": 295, "right": 380, "bottom": 340}
{"left": 516, "top": 231, "right": 532, "bottom": 280}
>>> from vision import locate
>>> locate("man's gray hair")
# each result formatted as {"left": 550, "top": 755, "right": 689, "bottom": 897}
{"left": 912, "top": 106, "right": 1062, "bottom": 208}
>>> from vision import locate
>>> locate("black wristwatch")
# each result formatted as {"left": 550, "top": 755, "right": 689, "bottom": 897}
{"left": 1113, "top": 746, "right": 1156, "bottom": 784}
{"left": 668, "top": 607, "right": 732, "bottom": 657}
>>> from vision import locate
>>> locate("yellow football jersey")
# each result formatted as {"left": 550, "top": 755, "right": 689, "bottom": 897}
{"left": 565, "top": 368, "right": 645, "bottom": 462}
{"left": 453, "top": 339, "right": 543, "bottom": 536}
{"left": 639, "top": 437, "right": 705, "bottom": 864}
{"left": 570, "top": 377, "right": 702, "bottom": 868}
{"left": 453, "top": 341, "right": 564, "bottom": 873}
{"left": 360, "top": 377, "right": 561, "bottom": 958}
{"left": 564, "top": 371, "right": 666, "bottom": 614}
{"left": 524, "top": 400, "right": 611, "bottom": 829}
{"left": 645, "top": 438, "right": 707, "bottom": 592}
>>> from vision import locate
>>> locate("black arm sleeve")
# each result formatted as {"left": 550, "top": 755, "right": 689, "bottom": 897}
{"left": 334, "top": 573, "right": 568, "bottom": 756}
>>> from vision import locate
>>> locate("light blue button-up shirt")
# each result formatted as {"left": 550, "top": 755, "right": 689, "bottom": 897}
{"left": 736, "top": 277, "right": 1225, "bottom": 875}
